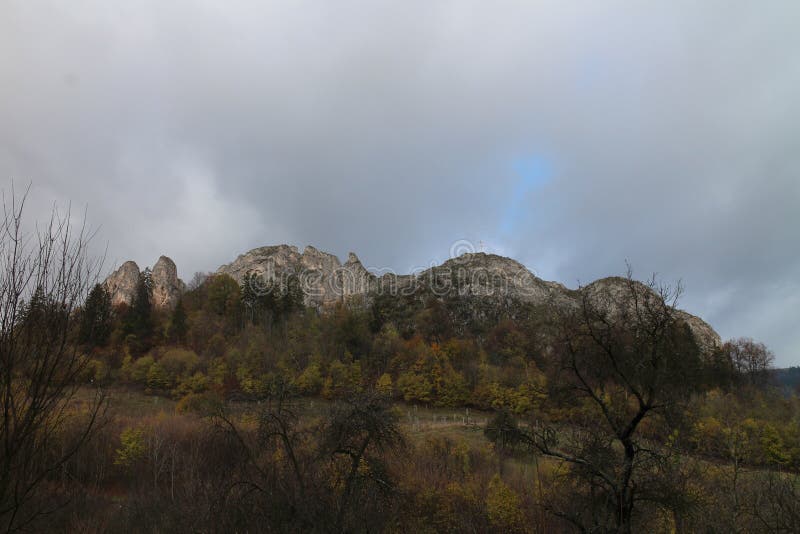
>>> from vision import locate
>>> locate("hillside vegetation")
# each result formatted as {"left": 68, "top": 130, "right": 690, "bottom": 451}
{"left": 2, "top": 205, "right": 797, "bottom": 532}
{"left": 55, "top": 266, "right": 800, "bottom": 533}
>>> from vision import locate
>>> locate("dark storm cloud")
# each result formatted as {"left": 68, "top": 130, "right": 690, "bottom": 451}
{"left": 1, "top": 1, "right": 798, "bottom": 364}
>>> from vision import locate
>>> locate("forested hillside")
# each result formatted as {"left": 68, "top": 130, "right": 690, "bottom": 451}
{"left": 43, "top": 264, "right": 799, "bottom": 532}
{"left": 1, "top": 201, "right": 796, "bottom": 532}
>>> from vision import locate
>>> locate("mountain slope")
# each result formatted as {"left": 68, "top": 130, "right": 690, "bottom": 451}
{"left": 104, "top": 245, "right": 721, "bottom": 352}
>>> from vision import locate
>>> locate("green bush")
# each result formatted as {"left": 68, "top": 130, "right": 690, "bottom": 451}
{"left": 295, "top": 363, "right": 324, "bottom": 395}
{"left": 174, "top": 371, "right": 210, "bottom": 397}
{"left": 114, "top": 427, "right": 146, "bottom": 468}
{"left": 129, "top": 355, "right": 154, "bottom": 384}
{"left": 159, "top": 348, "right": 200, "bottom": 381}
{"left": 175, "top": 391, "right": 223, "bottom": 415}
{"left": 147, "top": 362, "right": 172, "bottom": 390}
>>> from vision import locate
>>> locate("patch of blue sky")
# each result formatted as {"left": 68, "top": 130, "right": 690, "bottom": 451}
{"left": 500, "top": 155, "right": 552, "bottom": 234}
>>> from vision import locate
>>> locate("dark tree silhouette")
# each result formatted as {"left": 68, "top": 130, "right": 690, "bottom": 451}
{"left": 78, "top": 283, "right": 112, "bottom": 348}
{"left": 322, "top": 391, "right": 405, "bottom": 533}
{"left": 0, "top": 189, "right": 106, "bottom": 531}
{"left": 530, "top": 267, "right": 704, "bottom": 533}
{"left": 725, "top": 337, "right": 775, "bottom": 387}
{"left": 167, "top": 297, "right": 187, "bottom": 344}
{"left": 123, "top": 269, "right": 153, "bottom": 351}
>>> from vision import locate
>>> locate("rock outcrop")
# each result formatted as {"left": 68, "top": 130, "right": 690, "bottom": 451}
{"left": 341, "top": 252, "right": 373, "bottom": 299}
{"left": 106, "top": 244, "right": 720, "bottom": 353}
{"left": 581, "top": 277, "right": 721, "bottom": 352}
{"left": 104, "top": 260, "right": 140, "bottom": 307}
{"left": 104, "top": 245, "right": 721, "bottom": 353}
{"left": 216, "top": 246, "right": 720, "bottom": 353}
{"left": 216, "top": 244, "right": 302, "bottom": 282}
{"left": 674, "top": 311, "right": 722, "bottom": 354}
{"left": 151, "top": 256, "right": 186, "bottom": 309}
{"left": 103, "top": 256, "right": 185, "bottom": 310}
{"left": 216, "top": 245, "right": 376, "bottom": 307}
{"left": 418, "top": 253, "right": 575, "bottom": 306}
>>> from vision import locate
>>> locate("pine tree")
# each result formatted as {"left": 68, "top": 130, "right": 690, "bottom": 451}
{"left": 206, "top": 274, "right": 241, "bottom": 323}
{"left": 19, "top": 285, "right": 48, "bottom": 329}
{"left": 141, "top": 266, "right": 153, "bottom": 291}
{"left": 259, "top": 278, "right": 278, "bottom": 324}
{"left": 124, "top": 270, "right": 153, "bottom": 342}
{"left": 241, "top": 272, "right": 279, "bottom": 326}
{"left": 241, "top": 272, "right": 260, "bottom": 324}
{"left": 167, "top": 297, "right": 187, "bottom": 344}
{"left": 146, "top": 362, "right": 171, "bottom": 390}
{"left": 19, "top": 285, "right": 69, "bottom": 342}
{"left": 279, "top": 274, "right": 304, "bottom": 317}
{"left": 79, "top": 284, "right": 112, "bottom": 348}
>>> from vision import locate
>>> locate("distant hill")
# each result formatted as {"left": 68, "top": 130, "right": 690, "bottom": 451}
{"left": 771, "top": 366, "right": 800, "bottom": 394}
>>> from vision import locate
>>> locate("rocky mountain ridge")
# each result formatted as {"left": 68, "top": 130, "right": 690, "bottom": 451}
{"left": 104, "top": 245, "right": 721, "bottom": 351}
{"left": 216, "top": 245, "right": 374, "bottom": 304}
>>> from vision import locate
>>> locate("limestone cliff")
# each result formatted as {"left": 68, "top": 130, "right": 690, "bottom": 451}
{"left": 418, "top": 253, "right": 574, "bottom": 306}
{"left": 581, "top": 277, "right": 721, "bottom": 352}
{"left": 106, "top": 244, "right": 720, "bottom": 353}
{"left": 151, "top": 256, "right": 186, "bottom": 309}
{"left": 214, "top": 246, "right": 720, "bottom": 353}
{"left": 104, "top": 260, "right": 140, "bottom": 307}
{"left": 103, "top": 256, "right": 185, "bottom": 310}
{"left": 216, "top": 245, "right": 376, "bottom": 307}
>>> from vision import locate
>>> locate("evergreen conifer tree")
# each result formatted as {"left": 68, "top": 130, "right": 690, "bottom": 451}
{"left": 167, "top": 297, "right": 187, "bottom": 344}
{"left": 124, "top": 270, "right": 153, "bottom": 342}
{"left": 78, "top": 283, "right": 112, "bottom": 347}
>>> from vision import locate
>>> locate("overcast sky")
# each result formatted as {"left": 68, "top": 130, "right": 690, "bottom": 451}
{"left": 1, "top": 1, "right": 798, "bottom": 365}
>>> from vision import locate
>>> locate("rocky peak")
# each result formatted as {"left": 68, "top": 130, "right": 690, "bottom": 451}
{"left": 104, "top": 260, "right": 140, "bottom": 307}
{"left": 214, "top": 244, "right": 720, "bottom": 354}
{"left": 151, "top": 256, "right": 186, "bottom": 310}
{"left": 301, "top": 245, "right": 341, "bottom": 272}
{"left": 443, "top": 252, "right": 526, "bottom": 270}
{"left": 422, "top": 252, "right": 569, "bottom": 305}
{"left": 217, "top": 244, "right": 375, "bottom": 307}
{"left": 218, "top": 245, "right": 302, "bottom": 283}
{"left": 103, "top": 256, "right": 185, "bottom": 310}
{"left": 581, "top": 277, "right": 721, "bottom": 353}
{"left": 340, "top": 251, "right": 374, "bottom": 297}
{"left": 103, "top": 244, "right": 722, "bottom": 356}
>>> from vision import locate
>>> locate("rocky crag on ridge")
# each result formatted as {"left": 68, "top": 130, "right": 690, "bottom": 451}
{"left": 104, "top": 244, "right": 721, "bottom": 351}
{"left": 104, "top": 255, "right": 185, "bottom": 310}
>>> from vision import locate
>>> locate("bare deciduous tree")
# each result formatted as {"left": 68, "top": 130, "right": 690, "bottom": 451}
{"left": 530, "top": 267, "right": 704, "bottom": 533}
{"left": 322, "top": 391, "right": 405, "bottom": 533}
{"left": 724, "top": 337, "right": 775, "bottom": 387}
{"left": 0, "top": 188, "right": 106, "bottom": 531}
{"left": 212, "top": 381, "right": 406, "bottom": 533}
